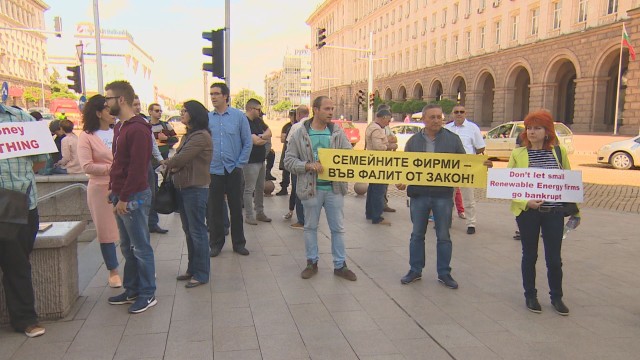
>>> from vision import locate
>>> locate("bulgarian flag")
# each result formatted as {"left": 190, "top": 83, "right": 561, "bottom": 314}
{"left": 623, "top": 24, "right": 636, "bottom": 61}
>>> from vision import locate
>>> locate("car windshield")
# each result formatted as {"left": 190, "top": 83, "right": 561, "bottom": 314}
{"left": 555, "top": 123, "right": 571, "bottom": 136}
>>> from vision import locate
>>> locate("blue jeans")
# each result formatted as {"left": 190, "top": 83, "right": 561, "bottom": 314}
{"left": 111, "top": 188, "right": 156, "bottom": 297}
{"left": 100, "top": 243, "right": 119, "bottom": 270}
{"left": 291, "top": 174, "right": 304, "bottom": 225}
{"left": 408, "top": 195, "right": 454, "bottom": 276}
{"left": 366, "top": 183, "right": 388, "bottom": 223}
{"left": 301, "top": 190, "right": 346, "bottom": 269}
{"left": 148, "top": 164, "right": 159, "bottom": 228}
{"left": 178, "top": 187, "right": 210, "bottom": 283}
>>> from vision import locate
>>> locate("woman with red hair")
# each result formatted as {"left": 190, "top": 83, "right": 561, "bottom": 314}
{"left": 508, "top": 110, "right": 578, "bottom": 316}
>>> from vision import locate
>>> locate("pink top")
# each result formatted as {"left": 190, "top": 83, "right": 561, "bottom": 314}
{"left": 77, "top": 131, "right": 113, "bottom": 185}
{"left": 58, "top": 132, "right": 83, "bottom": 174}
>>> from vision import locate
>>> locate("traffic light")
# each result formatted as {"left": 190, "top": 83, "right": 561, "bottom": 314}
{"left": 54, "top": 16, "right": 62, "bottom": 38}
{"left": 316, "top": 28, "right": 327, "bottom": 49}
{"left": 357, "top": 90, "right": 365, "bottom": 106}
{"left": 66, "top": 65, "right": 82, "bottom": 93}
{"left": 202, "top": 29, "right": 225, "bottom": 79}
{"left": 369, "top": 93, "right": 375, "bottom": 108}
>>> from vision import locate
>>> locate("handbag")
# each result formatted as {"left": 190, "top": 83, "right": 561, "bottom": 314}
{"left": 154, "top": 172, "right": 178, "bottom": 214}
{"left": 553, "top": 146, "right": 580, "bottom": 217}
{"left": 0, "top": 184, "right": 31, "bottom": 242}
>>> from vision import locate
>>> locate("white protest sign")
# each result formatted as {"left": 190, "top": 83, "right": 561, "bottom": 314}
{"left": 487, "top": 168, "right": 584, "bottom": 202}
{"left": 0, "top": 121, "right": 58, "bottom": 160}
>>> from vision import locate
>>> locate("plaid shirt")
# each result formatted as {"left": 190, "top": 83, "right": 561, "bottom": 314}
{"left": 0, "top": 104, "right": 48, "bottom": 209}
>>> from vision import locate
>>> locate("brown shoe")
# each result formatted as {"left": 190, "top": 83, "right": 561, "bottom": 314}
{"left": 374, "top": 219, "right": 391, "bottom": 226}
{"left": 383, "top": 206, "right": 396, "bottom": 212}
{"left": 301, "top": 260, "right": 318, "bottom": 279}
{"left": 334, "top": 263, "right": 357, "bottom": 281}
{"left": 290, "top": 223, "right": 304, "bottom": 230}
{"left": 24, "top": 324, "right": 45, "bottom": 338}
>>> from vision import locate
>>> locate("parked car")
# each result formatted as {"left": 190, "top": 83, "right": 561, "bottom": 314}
{"left": 331, "top": 119, "right": 360, "bottom": 146}
{"left": 390, "top": 123, "right": 425, "bottom": 151}
{"left": 597, "top": 135, "right": 640, "bottom": 170}
{"left": 483, "top": 121, "right": 575, "bottom": 160}
{"left": 166, "top": 115, "right": 186, "bottom": 136}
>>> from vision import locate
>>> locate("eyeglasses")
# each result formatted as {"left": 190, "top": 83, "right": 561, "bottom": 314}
{"left": 453, "top": 110, "right": 465, "bottom": 114}
{"left": 105, "top": 96, "right": 119, "bottom": 101}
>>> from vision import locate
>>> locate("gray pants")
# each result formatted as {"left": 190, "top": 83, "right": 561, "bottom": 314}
{"left": 460, "top": 187, "right": 476, "bottom": 228}
{"left": 242, "top": 162, "right": 266, "bottom": 220}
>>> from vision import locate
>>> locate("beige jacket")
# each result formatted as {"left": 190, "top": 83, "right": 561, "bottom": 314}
{"left": 165, "top": 130, "right": 213, "bottom": 189}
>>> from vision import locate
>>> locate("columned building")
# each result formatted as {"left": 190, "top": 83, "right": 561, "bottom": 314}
{"left": 0, "top": 0, "right": 50, "bottom": 108}
{"left": 264, "top": 48, "right": 312, "bottom": 112}
{"left": 308, "top": 0, "right": 640, "bottom": 134}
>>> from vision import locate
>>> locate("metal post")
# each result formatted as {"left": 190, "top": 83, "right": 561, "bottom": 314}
{"left": 93, "top": 0, "right": 104, "bottom": 94}
{"left": 613, "top": 24, "right": 624, "bottom": 135}
{"left": 367, "top": 31, "right": 374, "bottom": 124}
{"left": 203, "top": 71, "right": 208, "bottom": 107}
{"left": 77, "top": 41, "right": 86, "bottom": 97}
{"left": 225, "top": 0, "right": 230, "bottom": 89}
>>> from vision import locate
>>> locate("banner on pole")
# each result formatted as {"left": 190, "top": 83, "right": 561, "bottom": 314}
{"left": 486, "top": 168, "right": 584, "bottom": 202}
{"left": 317, "top": 148, "right": 489, "bottom": 188}
{"left": 0, "top": 121, "right": 57, "bottom": 160}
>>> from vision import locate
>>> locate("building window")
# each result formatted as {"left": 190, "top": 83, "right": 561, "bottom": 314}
{"left": 422, "top": 44, "right": 428, "bottom": 65}
{"left": 466, "top": 0, "right": 472, "bottom": 15}
{"left": 432, "top": 12, "right": 437, "bottom": 29}
{"left": 465, "top": 31, "right": 471, "bottom": 52}
{"left": 453, "top": 2, "right": 459, "bottom": 21}
{"left": 423, "top": 17, "right": 428, "bottom": 33}
{"left": 530, "top": 8, "right": 539, "bottom": 36}
{"left": 479, "top": 0, "right": 486, "bottom": 11}
{"left": 406, "top": 25, "right": 410, "bottom": 40}
{"left": 453, "top": 34, "right": 459, "bottom": 55}
{"left": 414, "top": 21, "right": 418, "bottom": 37}
{"left": 511, "top": 14, "right": 519, "bottom": 41}
{"left": 553, "top": 2, "right": 562, "bottom": 30}
{"left": 607, "top": 0, "right": 618, "bottom": 15}
{"left": 399, "top": 5, "right": 403, "bottom": 21}
{"left": 399, "top": 29, "right": 403, "bottom": 41}
{"left": 495, "top": 21, "right": 501, "bottom": 45}
{"left": 432, "top": 41, "right": 437, "bottom": 63}
{"left": 479, "top": 26, "right": 485, "bottom": 48}
{"left": 577, "top": 0, "right": 587, "bottom": 23}
{"left": 441, "top": 38, "right": 447, "bottom": 60}
{"left": 442, "top": 8, "right": 447, "bottom": 26}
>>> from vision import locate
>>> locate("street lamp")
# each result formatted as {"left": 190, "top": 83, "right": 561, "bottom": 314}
{"left": 75, "top": 41, "right": 86, "bottom": 97}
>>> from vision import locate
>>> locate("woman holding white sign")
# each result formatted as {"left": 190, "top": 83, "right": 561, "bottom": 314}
{"left": 508, "top": 110, "right": 579, "bottom": 316}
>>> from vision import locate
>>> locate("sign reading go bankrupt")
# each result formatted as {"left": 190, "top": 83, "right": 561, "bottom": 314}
{"left": 486, "top": 168, "right": 584, "bottom": 203}
{"left": 317, "top": 148, "right": 489, "bottom": 188}
{"left": 0, "top": 121, "right": 57, "bottom": 160}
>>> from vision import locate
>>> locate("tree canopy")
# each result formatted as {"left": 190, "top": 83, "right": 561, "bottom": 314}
{"left": 231, "top": 89, "right": 264, "bottom": 110}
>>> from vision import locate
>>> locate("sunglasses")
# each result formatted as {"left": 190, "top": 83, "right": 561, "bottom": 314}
{"left": 453, "top": 110, "right": 465, "bottom": 114}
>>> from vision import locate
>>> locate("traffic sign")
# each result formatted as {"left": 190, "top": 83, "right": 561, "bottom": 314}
{"left": 78, "top": 95, "right": 87, "bottom": 110}
{"left": 1, "top": 82, "right": 8, "bottom": 103}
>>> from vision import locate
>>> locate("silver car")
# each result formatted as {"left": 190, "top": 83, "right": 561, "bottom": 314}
{"left": 483, "top": 121, "right": 575, "bottom": 160}
{"left": 597, "top": 135, "right": 640, "bottom": 170}
{"left": 390, "top": 123, "right": 425, "bottom": 151}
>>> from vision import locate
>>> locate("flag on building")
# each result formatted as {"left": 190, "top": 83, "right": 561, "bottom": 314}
{"left": 623, "top": 24, "right": 636, "bottom": 61}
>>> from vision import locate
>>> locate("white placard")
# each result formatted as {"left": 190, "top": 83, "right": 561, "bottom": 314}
{"left": 0, "top": 121, "right": 58, "bottom": 160}
{"left": 486, "top": 168, "right": 584, "bottom": 202}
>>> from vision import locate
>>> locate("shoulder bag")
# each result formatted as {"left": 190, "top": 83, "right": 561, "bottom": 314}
{"left": 0, "top": 184, "right": 32, "bottom": 241}
{"left": 553, "top": 145, "right": 580, "bottom": 217}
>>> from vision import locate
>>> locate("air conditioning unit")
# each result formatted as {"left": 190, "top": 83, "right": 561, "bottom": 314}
{"left": 430, "top": 27, "right": 436, "bottom": 32}
{"left": 441, "top": 23, "right": 446, "bottom": 28}
{"left": 477, "top": 8, "right": 484, "bottom": 14}
{"left": 493, "top": 1, "right": 501, "bottom": 8}
{"left": 464, "top": 13, "right": 471, "bottom": 19}
{"left": 421, "top": 30, "right": 426, "bottom": 35}
{"left": 452, "top": 18, "right": 458, "bottom": 24}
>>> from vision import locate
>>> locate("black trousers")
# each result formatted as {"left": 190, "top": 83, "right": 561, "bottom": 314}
{"left": 208, "top": 169, "right": 246, "bottom": 251}
{"left": 516, "top": 209, "right": 564, "bottom": 301}
{"left": 265, "top": 151, "right": 275, "bottom": 177}
{"left": 0, "top": 208, "right": 39, "bottom": 331}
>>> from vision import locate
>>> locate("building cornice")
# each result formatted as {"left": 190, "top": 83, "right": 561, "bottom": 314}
{"left": 306, "top": 0, "right": 331, "bottom": 25}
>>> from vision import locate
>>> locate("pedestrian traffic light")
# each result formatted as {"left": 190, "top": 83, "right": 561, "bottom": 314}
{"left": 54, "top": 16, "right": 62, "bottom": 38}
{"left": 202, "top": 29, "right": 225, "bottom": 79}
{"left": 357, "top": 90, "right": 365, "bottom": 106}
{"left": 317, "top": 28, "right": 327, "bottom": 49}
{"left": 369, "top": 93, "right": 375, "bottom": 108}
{"left": 66, "top": 65, "right": 82, "bottom": 93}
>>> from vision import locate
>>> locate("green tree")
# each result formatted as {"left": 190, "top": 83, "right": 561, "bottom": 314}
{"left": 23, "top": 87, "right": 42, "bottom": 106}
{"left": 431, "top": 98, "right": 457, "bottom": 114}
{"left": 231, "top": 88, "right": 264, "bottom": 109}
{"left": 273, "top": 99, "right": 293, "bottom": 112}
{"left": 49, "top": 69, "right": 77, "bottom": 100}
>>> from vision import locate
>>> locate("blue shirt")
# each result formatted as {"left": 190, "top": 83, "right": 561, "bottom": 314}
{"left": 0, "top": 104, "right": 48, "bottom": 209}
{"left": 208, "top": 106, "right": 252, "bottom": 175}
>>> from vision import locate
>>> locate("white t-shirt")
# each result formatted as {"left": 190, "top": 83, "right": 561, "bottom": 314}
{"left": 444, "top": 119, "right": 485, "bottom": 155}
{"left": 95, "top": 129, "right": 114, "bottom": 150}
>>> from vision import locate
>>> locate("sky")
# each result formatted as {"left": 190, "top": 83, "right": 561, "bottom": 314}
{"left": 44, "top": 0, "right": 323, "bottom": 102}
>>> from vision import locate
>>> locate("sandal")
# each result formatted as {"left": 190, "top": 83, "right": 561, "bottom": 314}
{"left": 283, "top": 211, "right": 293, "bottom": 220}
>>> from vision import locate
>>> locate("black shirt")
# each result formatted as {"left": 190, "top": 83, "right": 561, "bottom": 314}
{"left": 248, "top": 117, "right": 269, "bottom": 163}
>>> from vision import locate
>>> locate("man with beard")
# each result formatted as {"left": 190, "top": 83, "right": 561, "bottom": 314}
{"left": 105, "top": 81, "right": 157, "bottom": 314}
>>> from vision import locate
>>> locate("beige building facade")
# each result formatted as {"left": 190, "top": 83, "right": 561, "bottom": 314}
{"left": 264, "top": 48, "right": 312, "bottom": 113}
{"left": 0, "top": 0, "right": 49, "bottom": 108}
{"left": 308, "top": 0, "right": 640, "bottom": 134}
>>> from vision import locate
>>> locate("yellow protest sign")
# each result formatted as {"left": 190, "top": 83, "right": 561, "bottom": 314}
{"left": 317, "top": 149, "right": 488, "bottom": 188}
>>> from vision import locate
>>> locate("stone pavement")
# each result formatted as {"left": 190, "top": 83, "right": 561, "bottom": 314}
{"left": 1, "top": 188, "right": 639, "bottom": 360}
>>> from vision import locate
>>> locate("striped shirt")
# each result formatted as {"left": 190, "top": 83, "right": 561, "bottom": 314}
{"left": 527, "top": 148, "right": 562, "bottom": 207}
{"left": 0, "top": 104, "right": 48, "bottom": 209}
